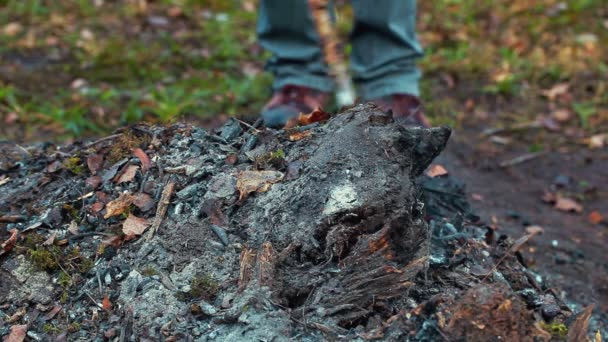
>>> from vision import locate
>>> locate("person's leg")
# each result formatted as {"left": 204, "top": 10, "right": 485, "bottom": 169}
{"left": 350, "top": 0, "right": 423, "bottom": 100}
{"left": 257, "top": 0, "right": 334, "bottom": 93}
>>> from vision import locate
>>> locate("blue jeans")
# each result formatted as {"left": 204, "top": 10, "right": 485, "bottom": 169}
{"left": 257, "top": 0, "right": 423, "bottom": 99}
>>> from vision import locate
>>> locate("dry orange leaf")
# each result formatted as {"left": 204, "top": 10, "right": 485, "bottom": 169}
{"left": 122, "top": 214, "right": 151, "bottom": 237}
{"left": 133, "top": 148, "right": 151, "bottom": 173}
{"left": 426, "top": 164, "right": 448, "bottom": 178}
{"left": 554, "top": 197, "right": 583, "bottom": 213}
{"left": 115, "top": 165, "right": 139, "bottom": 184}
{"left": 104, "top": 193, "right": 134, "bottom": 219}
{"left": 0, "top": 229, "right": 18, "bottom": 257}
{"left": 102, "top": 295, "right": 112, "bottom": 311}
{"left": 236, "top": 170, "right": 284, "bottom": 200}
{"left": 588, "top": 211, "right": 603, "bottom": 225}
{"left": 288, "top": 130, "right": 312, "bottom": 141}
{"left": 541, "top": 83, "right": 569, "bottom": 100}
{"left": 285, "top": 108, "right": 330, "bottom": 128}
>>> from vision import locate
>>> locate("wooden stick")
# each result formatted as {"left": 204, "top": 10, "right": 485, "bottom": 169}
{"left": 145, "top": 180, "right": 175, "bottom": 240}
{"left": 308, "top": 0, "right": 355, "bottom": 107}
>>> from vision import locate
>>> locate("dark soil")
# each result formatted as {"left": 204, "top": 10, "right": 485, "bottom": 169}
{"left": 0, "top": 104, "right": 601, "bottom": 341}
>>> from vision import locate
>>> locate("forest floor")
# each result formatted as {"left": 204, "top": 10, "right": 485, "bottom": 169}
{"left": 0, "top": 0, "right": 607, "bottom": 338}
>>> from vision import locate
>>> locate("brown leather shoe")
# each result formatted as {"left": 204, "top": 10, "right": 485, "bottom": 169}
{"left": 261, "top": 85, "right": 329, "bottom": 128}
{"left": 370, "top": 94, "right": 431, "bottom": 128}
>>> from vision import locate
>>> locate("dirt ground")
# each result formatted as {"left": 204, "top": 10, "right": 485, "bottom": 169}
{"left": 438, "top": 125, "right": 608, "bottom": 318}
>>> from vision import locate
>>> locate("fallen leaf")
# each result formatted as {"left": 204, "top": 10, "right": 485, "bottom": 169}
{"left": 46, "top": 160, "right": 63, "bottom": 173}
{"left": 114, "top": 165, "right": 139, "bottom": 184}
{"left": 588, "top": 211, "right": 603, "bottom": 225}
{"left": 567, "top": 304, "right": 594, "bottom": 342}
{"left": 42, "top": 231, "right": 57, "bottom": 246}
{"left": 122, "top": 214, "right": 151, "bottom": 236}
{"left": 85, "top": 176, "right": 102, "bottom": 189}
{"left": 102, "top": 295, "right": 112, "bottom": 311}
{"left": 43, "top": 305, "right": 62, "bottom": 321}
{"left": 288, "top": 130, "right": 313, "bottom": 141}
{"left": 7, "top": 307, "right": 26, "bottom": 323}
{"left": 68, "top": 220, "right": 79, "bottom": 235}
{"left": 587, "top": 134, "right": 606, "bottom": 149}
{"left": 104, "top": 193, "right": 134, "bottom": 219}
{"left": 133, "top": 148, "right": 151, "bottom": 173}
{"left": 541, "top": 191, "right": 557, "bottom": 204}
{"left": 551, "top": 109, "right": 572, "bottom": 122}
{"left": 541, "top": 83, "right": 569, "bottom": 100}
{"left": 100, "top": 235, "right": 123, "bottom": 249}
{"left": 0, "top": 176, "right": 10, "bottom": 186}
{"left": 236, "top": 170, "right": 284, "bottom": 200}
{"left": 87, "top": 154, "right": 104, "bottom": 175}
{"left": 133, "top": 192, "right": 155, "bottom": 212}
{"left": 471, "top": 193, "right": 484, "bottom": 201}
{"left": 426, "top": 164, "right": 448, "bottom": 177}
{"left": 0, "top": 229, "right": 18, "bottom": 257}
{"left": 596, "top": 330, "right": 602, "bottom": 342}
{"left": 5, "top": 324, "right": 27, "bottom": 342}
{"left": 91, "top": 201, "right": 105, "bottom": 213}
{"left": 285, "top": 107, "right": 331, "bottom": 128}
{"left": 3, "top": 22, "right": 23, "bottom": 36}
{"left": 525, "top": 225, "right": 544, "bottom": 235}
{"left": 554, "top": 197, "right": 583, "bottom": 213}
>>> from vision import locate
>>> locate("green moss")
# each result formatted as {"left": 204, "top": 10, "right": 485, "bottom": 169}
{"left": 28, "top": 248, "right": 59, "bottom": 271}
{"left": 107, "top": 131, "right": 150, "bottom": 164}
{"left": 190, "top": 274, "right": 219, "bottom": 300}
{"left": 60, "top": 290, "right": 69, "bottom": 304}
{"left": 63, "top": 204, "right": 80, "bottom": 221}
{"left": 63, "top": 156, "right": 85, "bottom": 175}
{"left": 58, "top": 271, "right": 72, "bottom": 288}
{"left": 43, "top": 323, "right": 62, "bottom": 334}
{"left": 540, "top": 322, "right": 568, "bottom": 338}
{"left": 141, "top": 266, "right": 159, "bottom": 276}
{"left": 255, "top": 148, "right": 286, "bottom": 170}
{"left": 67, "top": 322, "right": 81, "bottom": 333}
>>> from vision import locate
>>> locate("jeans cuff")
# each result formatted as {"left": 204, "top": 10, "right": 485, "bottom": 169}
{"left": 273, "top": 75, "right": 335, "bottom": 93}
{"left": 358, "top": 72, "right": 421, "bottom": 100}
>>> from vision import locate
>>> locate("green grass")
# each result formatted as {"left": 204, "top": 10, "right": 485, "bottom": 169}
{"left": 0, "top": 0, "right": 606, "bottom": 142}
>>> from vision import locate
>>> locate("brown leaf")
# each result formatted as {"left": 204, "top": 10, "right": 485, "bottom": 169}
{"left": 5, "top": 324, "right": 27, "bottom": 342}
{"left": 288, "top": 130, "right": 312, "bottom": 141}
{"left": 426, "top": 164, "right": 448, "bottom": 178}
{"left": 102, "top": 295, "right": 112, "bottom": 311}
{"left": 551, "top": 109, "right": 572, "bottom": 123}
{"left": 225, "top": 153, "right": 238, "bottom": 165}
{"left": 43, "top": 305, "right": 62, "bottom": 321}
{"left": 114, "top": 165, "right": 139, "bottom": 184}
{"left": 100, "top": 235, "right": 123, "bottom": 249}
{"left": 0, "top": 229, "right": 18, "bottom": 257}
{"left": 91, "top": 201, "right": 105, "bottom": 213}
{"left": 133, "top": 192, "right": 155, "bottom": 212}
{"left": 298, "top": 108, "right": 330, "bottom": 125}
{"left": 555, "top": 197, "right": 583, "bottom": 213}
{"left": 85, "top": 176, "right": 102, "bottom": 189}
{"left": 122, "top": 214, "right": 151, "bottom": 237}
{"left": 285, "top": 107, "right": 331, "bottom": 128}
{"left": 541, "top": 83, "right": 569, "bottom": 100}
{"left": 104, "top": 193, "right": 134, "bottom": 219}
{"left": 236, "top": 170, "right": 284, "bottom": 200}
{"left": 87, "top": 154, "right": 104, "bottom": 175}
{"left": 588, "top": 211, "right": 603, "bottom": 225}
{"left": 46, "top": 160, "right": 63, "bottom": 173}
{"left": 525, "top": 225, "right": 544, "bottom": 235}
{"left": 567, "top": 304, "right": 594, "bottom": 342}
{"left": 132, "top": 148, "right": 151, "bottom": 173}
{"left": 42, "top": 231, "right": 57, "bottom": 246}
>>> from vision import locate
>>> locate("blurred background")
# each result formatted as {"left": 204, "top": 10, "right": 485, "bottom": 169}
{"left": 0, "top": 0, "right": 606, "bottom": 145}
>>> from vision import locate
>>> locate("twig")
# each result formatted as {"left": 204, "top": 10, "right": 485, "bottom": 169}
{"left": 0, "top": 215, "right": 26, "bottom": 223}
{"left": 84, "top": 133, "right": 122, "bottom": 148}
{"left": 234, "top": 118, "right": 261, "bottom": 133}
{"left": 145, "top": 180, "right": 175, "bottom": 240}
{"left": 84, "top": 291, "right": 102, "bottom": 308}
{"left": 481, "top": 121, "right": 541, "bottom": 137}
{"left": 499, "top": 151, "right": 545, "bottom": 168}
